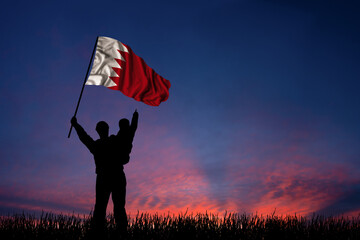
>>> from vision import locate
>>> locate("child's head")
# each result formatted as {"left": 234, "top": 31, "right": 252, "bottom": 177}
{"left": 119, "top": 118, "right": 130, "bottom": 131}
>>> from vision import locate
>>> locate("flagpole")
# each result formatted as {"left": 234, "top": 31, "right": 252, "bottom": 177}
{"left": 68, "top": 36, "right": 99, "bottom": 138}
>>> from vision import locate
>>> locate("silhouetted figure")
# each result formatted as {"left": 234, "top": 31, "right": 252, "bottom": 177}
{"left": 116, "top": 110, "right": 139, "bottom": 166}
{"left": 70, "top": 110, "right": 138, "bottom": 238}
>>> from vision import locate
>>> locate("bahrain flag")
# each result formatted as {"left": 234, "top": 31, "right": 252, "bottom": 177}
{"left": 86, "top": 36, "right": 171, "bottom": 106}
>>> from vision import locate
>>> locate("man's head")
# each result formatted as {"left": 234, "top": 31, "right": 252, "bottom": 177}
{"left": 119, "top": 118, "right": 130, "bottom": 131}
{"left": 96, "top": 121, "right": 109, "bottom": 139}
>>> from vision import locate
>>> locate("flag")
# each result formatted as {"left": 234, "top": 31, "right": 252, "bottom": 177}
{"left": 86, "top": 36, "right": 171, "bottom": 106}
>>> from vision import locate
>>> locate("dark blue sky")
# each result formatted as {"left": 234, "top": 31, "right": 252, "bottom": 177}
{"left": 0, "top": 0, "right": 359, "bottom": 216}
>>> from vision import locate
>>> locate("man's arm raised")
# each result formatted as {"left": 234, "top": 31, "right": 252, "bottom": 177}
{"left": 130, "top": 109, "right": 139, "bottom": 138}
{"left": 71, "top": 117, "right": 95, "bottom": 152}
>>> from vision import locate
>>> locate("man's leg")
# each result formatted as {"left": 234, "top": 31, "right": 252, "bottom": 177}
{"left": 112, "top": 171, "right": 127, "bottom": 233}
{"left": 93, "top": 174, "right": 111, "bottom": 236}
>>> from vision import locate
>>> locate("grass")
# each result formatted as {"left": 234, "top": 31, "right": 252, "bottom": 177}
{"left": 0, "top": 211, "right": 359, "bottom": 239}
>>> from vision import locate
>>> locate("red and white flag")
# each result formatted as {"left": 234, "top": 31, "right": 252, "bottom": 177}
{"left": 86, "top": 36, "right": 171, "bottom": 106}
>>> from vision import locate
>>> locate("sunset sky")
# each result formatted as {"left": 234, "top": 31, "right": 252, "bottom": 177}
{"left": 1, "top": 0, "right": 360, "bottom": 217}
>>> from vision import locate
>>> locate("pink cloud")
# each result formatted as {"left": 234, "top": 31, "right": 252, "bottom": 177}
{"left": 124, "top": 123, "right": 218, "bottom": 215}
{"left": 223, "top": 127, "right": 358, "bottom": 216}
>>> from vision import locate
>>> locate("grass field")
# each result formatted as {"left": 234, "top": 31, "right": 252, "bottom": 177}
{"left": 1, "top": 211, "right": 359, "bottom": 239}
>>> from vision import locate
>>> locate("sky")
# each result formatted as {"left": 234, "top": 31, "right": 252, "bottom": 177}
{"left": 0, "top": 0, "right": 360, "bottom": 217}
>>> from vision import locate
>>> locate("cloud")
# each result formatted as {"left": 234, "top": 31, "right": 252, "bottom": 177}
{"left": 124, "top": 123, "right": 218, "bottom": 214}
{"left": 184, "top": 101, "right": 360, "bottom": 216}
{"left": 315, "top": 183, "right": 360, "bottom": 217}
{"left": 0, "top": 184, "right": 92, "bottom": 215}
{"left": 221, "top": 127, "right": 359, "bottom": 216}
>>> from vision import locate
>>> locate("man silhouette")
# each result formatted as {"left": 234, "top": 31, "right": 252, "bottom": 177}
{"left": 70, "top": 110, "right": 138, "bottom": 236}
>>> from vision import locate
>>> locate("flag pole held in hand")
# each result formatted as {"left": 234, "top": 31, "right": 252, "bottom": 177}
{"left": 68, "top": 37, "right": 99, "bottom": 138}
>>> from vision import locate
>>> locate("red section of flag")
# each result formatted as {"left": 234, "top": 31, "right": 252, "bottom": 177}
{"left": 108, "top": 44, "right": 171, "bottom": 106}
